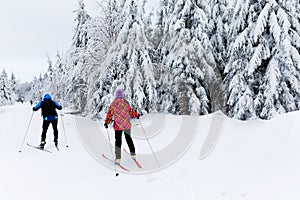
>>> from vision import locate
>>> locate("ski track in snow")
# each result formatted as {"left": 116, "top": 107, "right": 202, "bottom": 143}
{"left": 0, "top": 106, "right": 10, "bottom": 137}
{"left": 75, "top": 113, "right": 199, "bottom": 173}
{"left": 1, "top": 103, "right": 300, "bottom": 200}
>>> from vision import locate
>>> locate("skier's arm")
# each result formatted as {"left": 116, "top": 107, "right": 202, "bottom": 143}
{"left": 53, "top": 100, "right": 62, "bottom": 110}
{"left": 129, "top": 107, "right": 139, "bottom": 119}
{"left": 32, "top": 101, "right": 42, "bottom": 111}
{"left": 105, "top": 105, "right": 114, "bottom": 125}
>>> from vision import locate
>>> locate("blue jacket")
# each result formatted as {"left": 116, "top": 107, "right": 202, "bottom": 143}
{"left": 33, "top": 94, "right": 62, "bottom": 121}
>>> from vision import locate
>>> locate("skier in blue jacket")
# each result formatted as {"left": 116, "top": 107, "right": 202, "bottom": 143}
{"left": 32, "top": 94, "right": 62, "bottom": 149}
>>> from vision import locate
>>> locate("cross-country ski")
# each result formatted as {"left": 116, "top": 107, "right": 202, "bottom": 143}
{"left": 123, "top": 148, "right": 142, "bottom": 169}
{"left": 102, "top": 154, "right": 129, "bottom": 172}
{"left": 26, "top": 143, "right": 52, "bottom": 153}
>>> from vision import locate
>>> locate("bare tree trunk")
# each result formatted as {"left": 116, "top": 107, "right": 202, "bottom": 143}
{"left": 208, "top": 63, "right": 225, "bottom": 113}
{"left": 178, "top": 81, "right": 189, "bottom": 115}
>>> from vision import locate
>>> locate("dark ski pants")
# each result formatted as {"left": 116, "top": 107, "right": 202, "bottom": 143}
{"left": 41, "top": 119, "right": 58, "bottom": 143}
{"left": 115, "top": 129, "right": 135, "bottom": 159}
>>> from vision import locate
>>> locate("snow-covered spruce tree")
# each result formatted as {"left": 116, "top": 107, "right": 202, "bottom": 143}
{"left": 287, "top": 0, "right": 300, "bottom": 109}
{"left": 41, "top": 55, "right": 65, "bottom": 103}
{"left": 206, "top": 0, "right": 231, "bottom": 112}
{"left": 29, "top": 74, "right": 45, "bottom": 103}
{"left": 29, "top": 57, "right": 60, "bottom": 103}
{"left": 154, "top": 0, "right": 176, "bottom": 49}
{"left": 0, "top": 69, "right": 14, "bottom": 105}
{"left": 295, "top": 0, "right": 300, "bottom": 29}
{"left": 224, "top": 0, "right": 260, "bottom": 120}
{"left": 224, "top": 0, "right": 258, "bottom": 120}
{"left": 83, "top": 0, "right": 125, "bottom": 66}
{"left": 42, "top": 57, "right": 54, "bottom": 93}
{"left": 159, "top": 0, "right": 215, "bottom": 115}
{"left": 64, "top": 0, "right": 127, "bottom": 114}
{"left": 91, "top": 0, "right": 157, "bottom": 117}
{"left": 10, "top": 72, "right": 17, "bottom": 102}
{"left": 209, "top": 0, "right": 230, "bottom": 73}
{"left": 51, "top": 52, "right": 65, "bottom": 101}
{"left": 154, "top": 0, "right": 177, "bottom": 114}
{"left": 72, "top": 0, "right": 90, "bottom": 50}
{"left": 225, "top": 0, "right": 300, "bottom": 120}
{"left": 85, "top": 0, "right": 126, "bottom": 115}
{"left": 98, "top": 0, "right": 125, "bottom": 52}
{"left": 63, "top": 0, "right": 91, "bottom": 112}
{"left": 254, "top": 0, "right": 300, "bottom": 119}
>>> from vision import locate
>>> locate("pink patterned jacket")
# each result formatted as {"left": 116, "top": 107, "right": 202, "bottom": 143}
{"left": 105, "top": 98, "right": 139, "bottom": 130}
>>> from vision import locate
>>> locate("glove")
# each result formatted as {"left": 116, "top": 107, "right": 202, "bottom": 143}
{"left": 137, "top": 114, "right": 140, "bottom": 119}
{"left": 104, "top": 123, "right": 108, "bottom": 129}
{"left": 32, "top": 107, "right": 37, "bottom": 111}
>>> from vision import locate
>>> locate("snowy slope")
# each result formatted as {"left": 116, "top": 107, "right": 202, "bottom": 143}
{"left": 1, "top": 103, "right": 300, "bottom": 200}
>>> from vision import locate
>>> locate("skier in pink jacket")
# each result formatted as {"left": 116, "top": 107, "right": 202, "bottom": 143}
{"left": 104, "top": 88, "right": 139, "bottom": 164}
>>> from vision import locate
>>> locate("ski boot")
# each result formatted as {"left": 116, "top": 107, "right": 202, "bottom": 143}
{"left": 130, "top": 152, "right": 136, "bottom": 160}
{"left": 54, "top": 140, "right": 58, "bottom": 147}
{"left": 115, "top": 158, "right": 121, "bottom": 165}
{"left": 38, "top": 141, "right": 46, "bottom": 150}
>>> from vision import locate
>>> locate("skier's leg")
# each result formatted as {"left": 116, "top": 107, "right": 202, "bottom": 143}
{"left": 51, "top": 119, "right": 58, "bottom": 144}
{"left": 41, "top": 120, "right": 50, "bottom": 142}
{"left": 115, "top": 130, "right": 122, "bottom": 159}
{"left": 124, "top": 129, "right": 135, "bottom": 155}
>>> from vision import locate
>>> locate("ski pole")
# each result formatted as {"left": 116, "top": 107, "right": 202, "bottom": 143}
{"left": 60, "top": 111, "right": 69, "bottom": 148}
{"left": 106, "top": 128, "right": 119, "bottom": 177}
{"left": 19, "top": 112, "right": 34, "bottom": 153}
{"left": 138, "top": 119, "right": 161, "bottom": 169}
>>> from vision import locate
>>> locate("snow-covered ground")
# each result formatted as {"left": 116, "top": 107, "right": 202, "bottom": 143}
{"left": 1, "top": 103, "right": 300, "bottom": 200}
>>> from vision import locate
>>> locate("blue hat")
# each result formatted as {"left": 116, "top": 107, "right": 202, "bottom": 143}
{"left": 43, "top": 94, "right": 52, "bottom": 100}
{"left": 115, "top": 89, "right": 124, "bottom": 98}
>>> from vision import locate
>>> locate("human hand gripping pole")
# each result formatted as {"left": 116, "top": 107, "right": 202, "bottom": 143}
{"left": 104, "top": 123, "right": 108, "bottom": 129}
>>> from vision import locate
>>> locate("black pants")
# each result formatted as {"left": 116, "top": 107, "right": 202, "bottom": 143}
{"left": 41, "top": 119, "right": 58, "bottom": 143}
{"left": 115, "top": 129, "right": 135, "bottom": 159}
